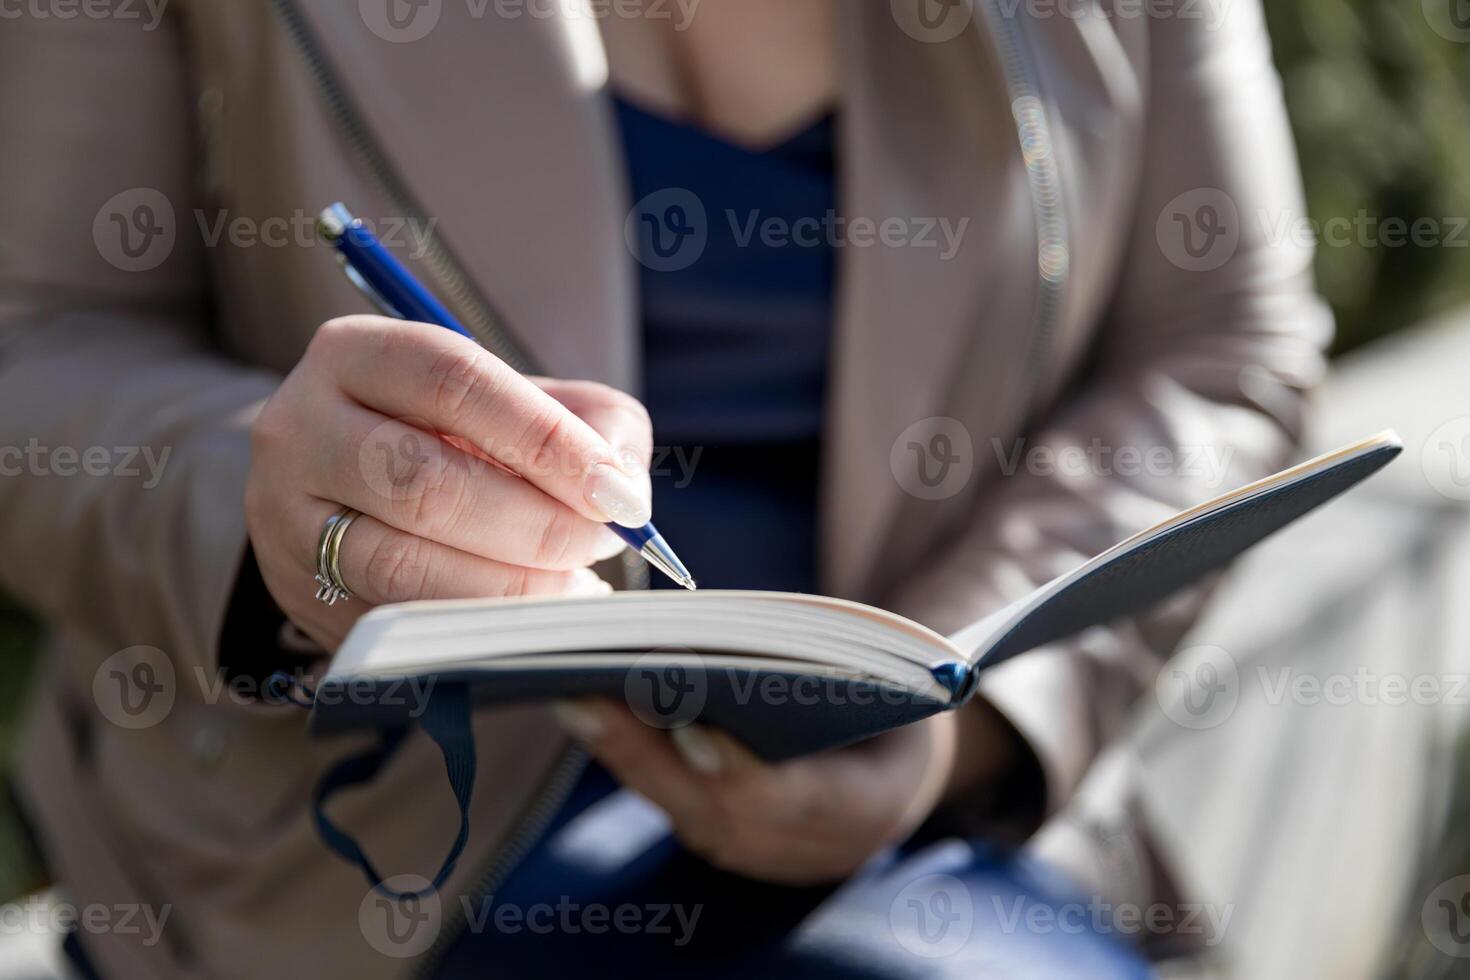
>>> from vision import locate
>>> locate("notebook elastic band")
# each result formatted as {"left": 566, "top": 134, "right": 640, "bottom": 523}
{"left": 269, "top": 674, "right": 477, "bottom": 900}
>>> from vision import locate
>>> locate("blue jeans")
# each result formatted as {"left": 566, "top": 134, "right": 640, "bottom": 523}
{"left": 432, "top": 765, "right": 1151, "bottom": 979}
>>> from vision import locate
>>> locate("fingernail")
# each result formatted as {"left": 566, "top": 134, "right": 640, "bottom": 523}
{"left": 572, "top": 568, "right": 615, "bottom": 595}
{"left": 671, "top": 725, "right": 722, "bottom": 774}
{"left": 550, "top": 700, "right": 604, "bottom": 740}
{"left": 585, "top": 462, "right": 653, "bottom": 528}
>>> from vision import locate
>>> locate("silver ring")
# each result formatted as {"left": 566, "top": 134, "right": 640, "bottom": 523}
{"left": 314, "top": 507, "right": 360, "bottom": 606}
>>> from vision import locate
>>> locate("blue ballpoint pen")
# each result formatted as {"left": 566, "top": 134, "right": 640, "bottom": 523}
{"left": 316, "top": 202, "right": 696, "bottom": 591}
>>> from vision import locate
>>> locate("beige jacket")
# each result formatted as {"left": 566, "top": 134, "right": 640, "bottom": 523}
{"left": 0, "top": 0, "right": 1327, "bottom": 976}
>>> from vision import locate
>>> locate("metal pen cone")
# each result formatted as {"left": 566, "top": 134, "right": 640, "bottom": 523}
{"left": 640, "top": 534, "right": 697, "bottom": 591}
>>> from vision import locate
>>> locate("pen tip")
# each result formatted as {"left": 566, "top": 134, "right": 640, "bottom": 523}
{"left": 639, "top": 533, "right": 696, "bottom": 592}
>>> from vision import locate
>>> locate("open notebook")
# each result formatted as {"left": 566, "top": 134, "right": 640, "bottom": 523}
{"left": 310, "top": 431, "right": 1402, "bottom": 760}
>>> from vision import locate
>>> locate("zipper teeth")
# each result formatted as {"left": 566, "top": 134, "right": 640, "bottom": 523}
{"left": 409, "top": 746, "right": 591, "bottom": 978}
{"left": 270, "top": 0, "right": 534, "bottom": 374}
{"left": 977, "top": 0, "right": 1070, "bottom": 378}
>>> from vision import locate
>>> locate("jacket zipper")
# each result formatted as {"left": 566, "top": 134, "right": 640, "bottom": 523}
{"left": 270, "top": 3, "right": 612, "bottom": 974}
{"left": 976, "top": 0, "right": 1072, "bottom": 379}
{"left": 409, "top": 746, "right": 591, "bottom": 977}
{"left": 270, "top": 0, "right": 531, "bottom": 373}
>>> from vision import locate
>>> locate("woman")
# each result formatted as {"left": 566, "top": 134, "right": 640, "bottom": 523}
{"left": 0, "top": 0, "right": 1327, "bottom": 976}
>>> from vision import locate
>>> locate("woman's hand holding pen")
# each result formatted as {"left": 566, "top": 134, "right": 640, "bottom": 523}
{"left": 245, "top": 314, "right": 656, "bottom": 651}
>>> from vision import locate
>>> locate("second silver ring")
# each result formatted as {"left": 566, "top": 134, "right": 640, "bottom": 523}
{"left": 314, "top": 506, "right": 361, "bottom": 606}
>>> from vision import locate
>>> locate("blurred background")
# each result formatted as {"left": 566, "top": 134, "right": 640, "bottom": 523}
{"left": 2, "top": 2, "right": 1468, "bottom": 977}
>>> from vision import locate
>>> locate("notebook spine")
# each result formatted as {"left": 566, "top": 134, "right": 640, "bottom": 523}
{"left": 929, "top": 662, "right": 978, "bottom": 705}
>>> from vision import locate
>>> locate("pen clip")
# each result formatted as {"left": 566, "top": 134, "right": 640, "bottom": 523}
{"left": 337, "top": 254, "right": 404, "bottom": 319}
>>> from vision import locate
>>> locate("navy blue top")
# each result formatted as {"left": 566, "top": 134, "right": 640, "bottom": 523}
{"left": 617, "top": 96, "right": 837, "bottom": 594}
{"left": 430, "top": 98, "right": 1149, "bottom": 980}
{"left": 435, "top": 101, "right": 846, "bottom": 979}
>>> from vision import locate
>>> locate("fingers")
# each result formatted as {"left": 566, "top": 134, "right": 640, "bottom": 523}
{"left": 291, "top": 499, "right": 613, "bottom": 606}
{"left": 536, "top": 377, "right": 655, "bottom": 474}
{"left": 310, "top": 399, "right": 625, "bottom": 570}
{"left": 556, "top": 700, "right": 721, "bottom": 846}
{"left": 310, "top": 317, "right": 653, "bottom": 527}
{"left": 558, "top": 701, "right": 847, "bottom": 877}
{"left": 550, "top": 702, "right": 958, "bottom": 885}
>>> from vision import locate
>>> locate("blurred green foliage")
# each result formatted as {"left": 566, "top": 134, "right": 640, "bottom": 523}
{"left": 1264, "top": 0, "right": 1470, "bottom": 353}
